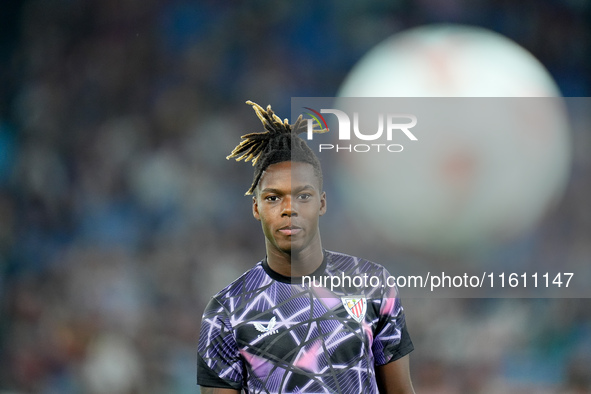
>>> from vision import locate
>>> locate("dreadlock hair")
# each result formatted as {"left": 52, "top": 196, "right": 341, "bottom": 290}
{"left": 227, "top": 101, "right": 327, "bottom": 195}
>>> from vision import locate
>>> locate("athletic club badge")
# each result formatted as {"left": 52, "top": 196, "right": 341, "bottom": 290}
{"left": 341, "top": 296, "right": 367, "bottom": 323}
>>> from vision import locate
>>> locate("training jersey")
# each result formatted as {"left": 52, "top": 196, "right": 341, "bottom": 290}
{"left": 197, "top": 250, "right": 413, "bottom": 393}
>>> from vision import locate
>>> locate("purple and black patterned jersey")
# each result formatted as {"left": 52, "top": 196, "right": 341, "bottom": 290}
{"left": 197, "top": 250, "right": 413, "bottom": 393}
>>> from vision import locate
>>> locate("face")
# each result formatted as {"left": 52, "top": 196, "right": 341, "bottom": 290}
{"left": 253, "top": 161, "right": 326, "bottom": 256}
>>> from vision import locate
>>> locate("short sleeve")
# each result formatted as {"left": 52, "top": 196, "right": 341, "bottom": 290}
{"left": 371, "top": 271, "right": 414, "bottom": 366}
{"left": 197, "top": 297, "right": 244, "bottom": 390}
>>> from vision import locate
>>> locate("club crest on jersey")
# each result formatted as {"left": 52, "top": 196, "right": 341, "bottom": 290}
{"left": 253, "top": 316, "right": 278, "bottom": 338}
{"left": 341, "top": 296, "right": 367, "bottom": 323}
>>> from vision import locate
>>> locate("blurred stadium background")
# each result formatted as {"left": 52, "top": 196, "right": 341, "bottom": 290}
{"left": 0, "top": 0, "right": 590, "bottom": 393}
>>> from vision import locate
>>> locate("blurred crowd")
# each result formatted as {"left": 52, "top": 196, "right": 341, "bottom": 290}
{"left": 0, "top": 0, "right": 590, "bottom": 393}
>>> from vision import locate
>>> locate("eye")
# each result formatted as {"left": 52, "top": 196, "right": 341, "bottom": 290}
{"left": 297, "top": 193, "right": 312, "bottom": 201}
{"left": 265, "top": 195, "right": 279, "bottom": 202}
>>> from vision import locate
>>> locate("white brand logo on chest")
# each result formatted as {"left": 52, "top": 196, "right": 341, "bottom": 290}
{"left": 253, "top": 316, "right": 278, "bottom": 338}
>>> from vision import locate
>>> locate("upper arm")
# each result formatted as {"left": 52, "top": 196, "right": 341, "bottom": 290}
{"left": 375, "top": 354, "right": 415, "bottom": 394}
{"left": 199, "top": 386, "right": 241, "bottom": 394}
{"left": 372, "top": 274, "right": 414, "bottom": 366}
{"left": 198, "top": 298, "right": 244, "bottom": 390}
{"left": 373, "top": 268, "right": 415, "bottom": 393}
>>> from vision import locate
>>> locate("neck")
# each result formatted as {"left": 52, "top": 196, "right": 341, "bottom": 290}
{"left": 266, "top": 238, "right": 324, "bottom": 278}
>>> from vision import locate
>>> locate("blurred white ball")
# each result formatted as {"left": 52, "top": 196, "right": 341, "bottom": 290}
{"left": 334, "top": 25, "right": 571, "bottom": 253}
{"left": 338, "top": 24, "right": 561, "bottom": 97}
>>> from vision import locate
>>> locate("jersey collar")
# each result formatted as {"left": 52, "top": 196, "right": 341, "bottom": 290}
{"left": 262, "top": 249, "right": 329, "bottom": 284}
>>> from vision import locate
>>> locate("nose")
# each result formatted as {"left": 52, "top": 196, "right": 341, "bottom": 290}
{"left": 281, "top": 195, "right": 297, "bottom": 217}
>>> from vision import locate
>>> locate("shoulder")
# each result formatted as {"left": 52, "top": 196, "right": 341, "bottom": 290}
{"left": 325, "top": 250, "right": 391, "bottom": 276}
{"left": 324, "top": 250, "right": 398, "bottom": 300}
{"left": 208, "top": 261, "right": 273, "bottom": 312}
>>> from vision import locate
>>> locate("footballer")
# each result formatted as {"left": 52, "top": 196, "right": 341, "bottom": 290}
{"left": 197, "top": 101, "right": 415, "bottom": 393}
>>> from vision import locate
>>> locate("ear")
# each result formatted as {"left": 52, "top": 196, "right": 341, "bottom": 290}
{"left": 319, "top": 191, "right": 327, "bottom": 216}
{"left": 252, "top": 196, "right": 261, "bottom": 221}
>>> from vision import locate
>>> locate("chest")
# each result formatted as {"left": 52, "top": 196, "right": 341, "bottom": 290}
{"left": 232, "top": 290, "right": 379, "bottom": 369}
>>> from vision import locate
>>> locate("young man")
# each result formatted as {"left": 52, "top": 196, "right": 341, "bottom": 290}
{"left": 197, "top": 102, "right": 415, "bottom": 394}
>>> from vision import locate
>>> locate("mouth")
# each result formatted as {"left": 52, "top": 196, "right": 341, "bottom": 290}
{"left": 278, "top": 225, "right": 302, "bottom": 236}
